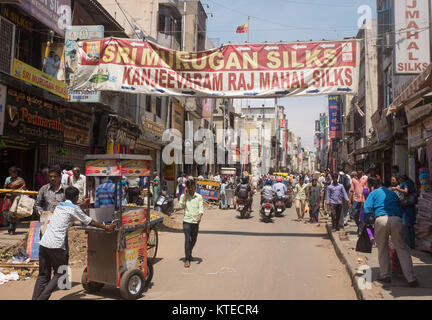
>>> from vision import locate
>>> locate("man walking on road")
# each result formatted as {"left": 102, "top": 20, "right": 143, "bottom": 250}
{"left": 294, "top": 177, "right": 308, "bottom": 222}
{"left": 363, "top": 177, "right": 419, "bottom": 287}
{"left": 326, "top": 174, "right": 350, "bottom": 231}
{"left": 350, "top": 171, "right": 364, "bottom": 234}
{"left": 179, "top": 179, "right": 204, "bottom": 268}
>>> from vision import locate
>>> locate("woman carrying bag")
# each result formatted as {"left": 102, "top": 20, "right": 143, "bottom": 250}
{"left": 1, "top": 167, "right": 26, "bottom": 235}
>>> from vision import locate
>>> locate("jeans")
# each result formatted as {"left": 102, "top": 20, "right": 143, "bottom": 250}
{"left": 220, "top": 193, "right": 227, "bottom": 209}
{"left": 32, "top": 246, "right": 68, "bottom": 300}
{"left": 351, "top": 201, "right": 363, "bottom": 233}
{"left": 183, "top": 222, "right": 199, "bottom": 261}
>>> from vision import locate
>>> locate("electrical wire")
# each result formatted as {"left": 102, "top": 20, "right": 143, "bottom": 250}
{"left": 114, "top": 0, "right": 146, "bottom": 39}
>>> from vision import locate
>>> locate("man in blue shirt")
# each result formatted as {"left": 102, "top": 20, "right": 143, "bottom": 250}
{"left": 363, "top": 177, "right": 418, "bottom": 287}
{"left": 326, "top": 174, "right": 350, "bottom": 231}
{"left": 94, "top": 177, "right": 121, "bottom": 208}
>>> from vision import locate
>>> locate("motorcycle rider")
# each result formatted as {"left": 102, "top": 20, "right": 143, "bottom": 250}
{"left": 273, "top": 176, "right": 288, "bottom": 208}
{"left": 261, "top": 178, "right": 277, "bottom": 204}
{"left": 235, "top": 175, "right": 252, "bottom": 212}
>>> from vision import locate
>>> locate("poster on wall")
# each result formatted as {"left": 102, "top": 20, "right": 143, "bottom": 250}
{"left": 394, "top": 0, "right": 430, "bottom": 74}
{"left": 72, "top": 38, "right": 360, "bottom": 98}
{"left": 65, "top": 25, "right": 104, "bottom": 102}
{"left": 41, "top": 43, "right": 66, "bottom": 81}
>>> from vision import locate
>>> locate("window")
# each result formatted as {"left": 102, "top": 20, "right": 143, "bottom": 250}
{"left": 158, "top": 14, "right": 166, "bottom": 33}
{"left": 156, "top": 97, "right": 162, "bottom": 118}
{"left": 146, "top": 96, "right": 152, "bottom": 112}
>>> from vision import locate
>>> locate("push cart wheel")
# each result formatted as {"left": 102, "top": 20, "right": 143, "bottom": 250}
{"left": 147, "top": 228, "right": 158, "bottom": 259}
{"left": 81, "top": 268, "right": 104, "bottom": 293}
{"left": 144, "top": 261, "right": 154, "bottom": 287}
{"left": 120, "top": 269, "right": 146, "bottom": 300}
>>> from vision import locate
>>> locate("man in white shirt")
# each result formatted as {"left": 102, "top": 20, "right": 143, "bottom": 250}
{"left": 32, "top": 186, "right": 115, "bottom": 300}
{"left": 69, "top": 167, "right": 86, "bottom": 203}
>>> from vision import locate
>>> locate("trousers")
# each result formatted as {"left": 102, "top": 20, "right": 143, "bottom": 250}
{"left": 183, "top": 222, "right": 199, "bottom": 262}
{"left": 32, "top": 246, "right": 68, "bottom": 300}
{"left": 374, "top": 215, "right": 416, "bottom": 282}
{"left": 328, "top": 204, "right": 342, "bottom": 229}
{"left": 295, "top": 199, "right": 306, "bottom": 219}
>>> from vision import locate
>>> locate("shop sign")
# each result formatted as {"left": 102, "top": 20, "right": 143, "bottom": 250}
{"left": 2, "top": 6, "right": 34, "bottom": 32}
{"left": 73, "top": 37, "right": 360, "bottom": 98}
{"left": 202, "top": 98, "right": 213, "bottom": 119}
{"left": 328, "top": 95, "right": 342, "bottom": 139}
{"left": 4, "top": 88, "right": 64, "bottom": 143}
{"left": 0, "top": 84, "right": 6, "bottom": 135}
{"left": 12, "top": 59, "right": 68, "bottom": 99}
{"left": 64, "top": 108, "right": 91, "bottom": 147}
{"left": 406, "top": 102, "right": 432, "bottom": 125}
{"left": 394, "top": 0, "right": 430, "bottom": 74}
{"left": 408, "top": 123, "right": 423, "bottom": 148}
{"left": 140, "top": 117, "right": 164, "bottom": 139}
{"left": 65, "top": 25, "right": 104, "bottom": 102}
{"left": 18, "top": 0, "right": 71, "bottom": 37}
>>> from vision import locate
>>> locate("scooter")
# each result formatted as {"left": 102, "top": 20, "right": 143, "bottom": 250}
{"left": 236, "top": 198, "right": 250, "bottom": 219}
{"left": 154, "top": 190, "right": 174, "bottom": 215}
{"left": 275, "top": 196, "right": 286, "bottom": 216}
{"left": 260, "top": 201, "right": 274, "bottom": 223}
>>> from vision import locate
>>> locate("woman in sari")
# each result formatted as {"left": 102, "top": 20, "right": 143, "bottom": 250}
{"left": 1, "top": 167, "right": 26, "bottom": 235}
{"left": 307, "top": 178, "right": 321, "bottom": 223}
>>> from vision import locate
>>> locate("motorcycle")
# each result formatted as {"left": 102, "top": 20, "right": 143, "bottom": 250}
{"left": 236, "top": 198, "right": 250, "bottom": 219}
{"left": 260, "top": 201, "right": 274, "bottom": 222}
{"left": 275, "top": 196, "right": 286, "bottom": 216}
{"left": 154, "top": 190, "right": 174, "bottom": 215}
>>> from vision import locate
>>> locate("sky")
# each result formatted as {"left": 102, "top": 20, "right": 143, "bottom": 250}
{"left": 205, "top": 0, "right": 377, "bottom": 149}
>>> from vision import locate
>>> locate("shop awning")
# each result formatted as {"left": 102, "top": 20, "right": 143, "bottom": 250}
{"left": 387, "top": 63, "right": 432, "bottom": 116}
{"left": 353, "top": 141, "right": 391, "bottom": 156}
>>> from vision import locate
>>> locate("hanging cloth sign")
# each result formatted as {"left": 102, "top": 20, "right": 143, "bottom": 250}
{"left": 72, "top": 38, "right": 360, "bottom": 98}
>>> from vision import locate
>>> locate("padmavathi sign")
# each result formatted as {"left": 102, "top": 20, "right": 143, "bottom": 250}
{"left": 72, "top": 38, "right": 360, "bottom": 98}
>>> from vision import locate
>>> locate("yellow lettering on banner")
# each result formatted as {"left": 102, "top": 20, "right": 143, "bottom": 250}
{"left": 243, "top": 52, "right": 258, "bottom": 69}
{"left": 191, "top": 53, "right": 207, "bottom": 70}
{"left": 116, "top": 46, "right": 130, "bottom": 64}
{"left": 283, "top": 51, "right": 290, "bottom": 68}
{"left": 306, "top": 50, "right": 322, "bottom": 67}
{"left": 103, "top": 45, "right": 116, "bottom": 63}
{"left": 209, "top": 52, "right": 224, "bottom": 71}
{"left": 291, "top": 51, "right": 304, "bottom": 68}
{"left": 131, "top": 48, "right": 138, "bottom": 65}
{"left": 226, "top": 52, "right": 241, "bottom": 70}
{"left": 267, "top": 52, "right": 281, "bottom": 69}
{"left": 323, "top": 49, "right": 338, "bottom": 66}
{"left": 157, "top": 50, "right": 170, "bottom": 68}
{"left": 176, "top": 52, "right": 191, "bottom": 70}
{"left": 140, "top": 49, "right": 159, "bottom": 66}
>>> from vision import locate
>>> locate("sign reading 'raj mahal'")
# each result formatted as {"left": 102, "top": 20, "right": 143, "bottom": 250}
{"left": 395, "top": 0, "right": 431, "bottom": 74}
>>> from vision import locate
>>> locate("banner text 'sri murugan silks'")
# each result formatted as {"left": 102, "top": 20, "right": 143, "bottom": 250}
{"left": 72, "top": 38, "right": 360, "bottom": 98}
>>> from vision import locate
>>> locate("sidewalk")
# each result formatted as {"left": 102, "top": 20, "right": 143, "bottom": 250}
{"left": 326, "top": 218, "right": 432, "bottom": 300}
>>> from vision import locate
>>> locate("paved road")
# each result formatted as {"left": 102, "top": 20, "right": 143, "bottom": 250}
{"left": 0, "top": 195, "right": 356, "bottom": 300}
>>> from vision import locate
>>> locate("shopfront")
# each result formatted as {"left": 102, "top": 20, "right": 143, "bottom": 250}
{"left": 0, "top": 84, "right": 66, "bottom": 189}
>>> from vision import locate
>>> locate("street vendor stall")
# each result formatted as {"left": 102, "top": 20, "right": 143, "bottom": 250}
{"left": 80, "top": 154, "right": 163, "bottom": 300}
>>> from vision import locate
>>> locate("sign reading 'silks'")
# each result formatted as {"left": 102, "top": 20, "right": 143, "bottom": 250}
{"left": 72, "top": 38, "right": 359, "bottom": 98}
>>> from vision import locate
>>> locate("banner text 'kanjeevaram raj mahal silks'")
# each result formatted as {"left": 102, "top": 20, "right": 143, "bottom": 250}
{"left": 72, "top": 38, "right": 360, "bottom": 98}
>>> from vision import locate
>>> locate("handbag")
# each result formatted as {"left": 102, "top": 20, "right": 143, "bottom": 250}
{"left": 10, "top": 195, "right": 35, "bottom": 218}
{"left": 401, "top": 192, "right": 418, "bottom": 207}
{"left": 356, "top": 229, "right": 372, "bottom": 253}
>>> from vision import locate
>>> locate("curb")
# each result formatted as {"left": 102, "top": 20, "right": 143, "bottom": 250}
{"left": 325, "top": 223, "right": 379, "bottom": 300}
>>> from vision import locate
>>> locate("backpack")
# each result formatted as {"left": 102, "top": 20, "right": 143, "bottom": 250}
{"left": 341, "top": 175, "right": 351, "bottom": 191}
{"left": 237, "top": 184, "right": 249, "bottom": 199}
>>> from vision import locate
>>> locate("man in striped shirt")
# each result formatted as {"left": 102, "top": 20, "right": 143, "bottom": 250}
{"left": 94, "top": 177, "right": 121, "bottom": 208}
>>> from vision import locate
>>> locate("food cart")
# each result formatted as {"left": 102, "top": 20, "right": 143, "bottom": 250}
{"left": 80, "top": 154, "right": 163, "bottom": 300}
